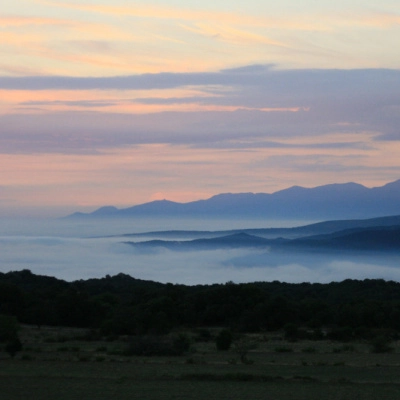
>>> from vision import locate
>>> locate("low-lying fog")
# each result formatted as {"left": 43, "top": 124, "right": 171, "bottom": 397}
{"left": 1, "top": 217, "right": 399, "bottom": 284}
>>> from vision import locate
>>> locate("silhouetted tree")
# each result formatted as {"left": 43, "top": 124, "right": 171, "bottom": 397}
{"left": 216, "top": 329, "right": 233, "bottom": 351}
{"left": 5, "top": 335, "right": 22, "bottom": 358}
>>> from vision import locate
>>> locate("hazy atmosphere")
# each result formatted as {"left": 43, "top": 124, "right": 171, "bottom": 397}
{"left": 1, "top": 217, "right": 400, "bottom": 284}
{"left": 1, "top": 1, "right": 400, "bottom": 284}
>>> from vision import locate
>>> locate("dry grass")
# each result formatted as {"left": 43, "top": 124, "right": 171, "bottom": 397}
{"left": 1, "top": 325, "right": 400, "bottom": 400}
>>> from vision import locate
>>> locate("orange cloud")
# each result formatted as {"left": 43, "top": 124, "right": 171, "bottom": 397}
{"left": 180, "top": 23, "right": 288, "bottom": 47}
{"left": 0, "top": 86, "right": 308, "bottom": 115}
{"left": 0, "top": 16, "right": 72, "bottom": 27}
{"left": 40, "top": 0, "right": 399, "bottom": 33}
{"left": 1, "top": 31, "right": 45, "bottom": 45}
{"left": 36, "top": 1, "right": 267, "bottom": 25}
{"left": 7, "top": 1, "right": 398, "bottom": 78}
{"left": 34, "top": 0, "right": 339, "bottom": 32}
{"left": 1, "top": 134, "right": 398, "bottom": 211}
{"left": 334, "top": 11, "right": 400, "bottom": 28}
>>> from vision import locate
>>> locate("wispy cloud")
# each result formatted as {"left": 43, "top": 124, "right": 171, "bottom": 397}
{"left": 3, "top": 0, "right": 399, "bottom": 80}
{"left": 34, "top": 1, "right": 400, "bottom": 31}
{"left": 0, "top": 15, "right": 76, "bottom": 27}
{"left": 179, "top": 22, "right": 288, "bottom": 47}
{"left": 35, "top": 1, "right": 276, "bottom": 25}
{"left": 1, "top": 0, "right": 400, "bottom": 215}
{"left": 0, "top": 67, "right": 398, "bottom": 143}
{"left": 1, "top": 65, "right": 398, "bottom": 91}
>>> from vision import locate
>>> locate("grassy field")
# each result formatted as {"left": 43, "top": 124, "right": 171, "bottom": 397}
{"left": 1, "top": 325, "right": 400, "bottom": 400}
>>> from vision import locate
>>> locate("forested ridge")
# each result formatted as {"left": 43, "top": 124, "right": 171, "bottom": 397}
{"left": 2, "top": 270, "right": 400, "bottom": 339}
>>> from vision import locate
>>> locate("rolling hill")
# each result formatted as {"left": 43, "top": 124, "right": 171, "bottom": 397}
{"left": 124, "top": 220, "right": 400, "bottom": 253}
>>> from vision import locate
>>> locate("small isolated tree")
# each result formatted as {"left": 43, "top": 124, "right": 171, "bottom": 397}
{"left": 215, "top": 329, "right": 233, "bottom": 351}
{"left": 0, "top": 315, "right": 19, "bottom": 342}
{"left": 5, "top": 335, "right": 22, "bottom": 358}
{"left": 233, "top": 337, "right": 258, "bottom": 364}
{"left": 284, "top": 323, "right": 299, "bottom": 342}
{"left": 0, "top": 314, "right": 22, "bottom": 358}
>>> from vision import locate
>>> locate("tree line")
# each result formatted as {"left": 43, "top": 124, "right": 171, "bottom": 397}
{"left": 1, "top": 269, "right": 400, "bottom": 340}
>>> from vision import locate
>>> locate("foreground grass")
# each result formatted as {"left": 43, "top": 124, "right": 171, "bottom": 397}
{"left": 1, "top": 326, "right": 400, "bottom": 400}
{"left": 2, "top": 361, "right": 400, "bottom": 400}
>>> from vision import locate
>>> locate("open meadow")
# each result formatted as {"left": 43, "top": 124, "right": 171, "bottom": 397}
{"left": 2, "top": 325, "right": 400, "bottom": 400}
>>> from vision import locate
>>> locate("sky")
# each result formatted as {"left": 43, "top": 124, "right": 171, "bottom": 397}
{"left": 1, "top": 0, "right": 400, "bottom": 217}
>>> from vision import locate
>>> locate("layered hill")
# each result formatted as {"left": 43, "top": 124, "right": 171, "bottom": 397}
{"left": 125, "top": 217, "right": 400, "bottom": 253}
{"left": 120, "top": 214, "right": 400, "bottom": 240}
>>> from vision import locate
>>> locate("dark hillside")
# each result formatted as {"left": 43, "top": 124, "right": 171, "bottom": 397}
{"left": 2, "top": 271, "right": 400, "bottom": 338}
{"left": 290, "top": 226, "right": 400, "bottom": 251}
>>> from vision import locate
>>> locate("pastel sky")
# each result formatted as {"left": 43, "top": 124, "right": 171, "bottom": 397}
{"left": 1, "top": 0, "right": 400, "bottom": 216}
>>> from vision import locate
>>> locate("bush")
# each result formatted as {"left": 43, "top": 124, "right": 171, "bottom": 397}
{"left": 125, "top": 334, "right": 190, "bottom": 356}
{"left": 215, "top": 329, "right": 233, "bottom": 351}
{"left": 172, "top": 334, "right": 191, "bottom": 354}
{"left": 328, "top": 327, "right": 354, "bottom": 342}
{"left": 370, "top": 336, "right": 394, "bottom": 353}
{"left": 233, "top": 337, "right": 258, "bottom": 364}
{"left": 5, "top": 335, "right": 22, "bottom": 358}
{"left": 0, "top": 315, "right": 19, "bottom": 342}
{"left": 78, "top": 355, "right": 91, "bottom": 362}
{"left": 340, "top": 344, "right": 356, "bottom": 353}
{"left": 301, "top": 346, "right": 317, "bottom": 353}
{"left": 195, "top": 329, "right": 212, "bottom": 342}
{"left": 284, "top": 323, "right": 299, "bottom": 342}
{"left": 274, "top": 346, "right": 293, "bottom": 353}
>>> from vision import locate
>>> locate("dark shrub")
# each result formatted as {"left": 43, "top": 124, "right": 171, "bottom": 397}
{"left": 195, "top": 328, "right": 212, "bottom": 342}
{"left": 215, "top": 329, "right": 233, "bottom": 351}
{"left": 370, "top": 336, "right": 394, "bottom": 353}
{"left": 125, "top": 334, "right": 190, "bottom": 356}
{"left": 284, "top": 323, "right": 299, "bottom": 342}
{"left": 172, "top": 333, "right": 191, "bottom": 354}
{"left": 0, "top": 315, "right": 19, "bottom": 342}
{"left": 328, "top": 326, "right": 354, "bottom": 342}
{"left": 5, "top": 335, "right": 22, "bottom": 358}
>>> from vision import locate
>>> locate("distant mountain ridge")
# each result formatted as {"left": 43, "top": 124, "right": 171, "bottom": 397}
{"left": 67, "top": 179, "right": 400, "bottom": 220}
{"left": 119, "top": 214, "right": 400, "bottom": 240}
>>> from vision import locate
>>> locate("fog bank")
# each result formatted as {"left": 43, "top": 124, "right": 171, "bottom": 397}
{"left": 0, "top": 218, "right": 399, "bottom": 284}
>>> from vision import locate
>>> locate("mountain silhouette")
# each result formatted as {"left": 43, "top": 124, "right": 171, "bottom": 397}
{"left": 67, "top": 179, "right": 400, "bottom": 220}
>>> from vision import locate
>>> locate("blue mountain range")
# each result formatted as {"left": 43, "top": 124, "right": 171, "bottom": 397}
{"left": 67, "top": 179, "right": 400, "bottom": 220}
